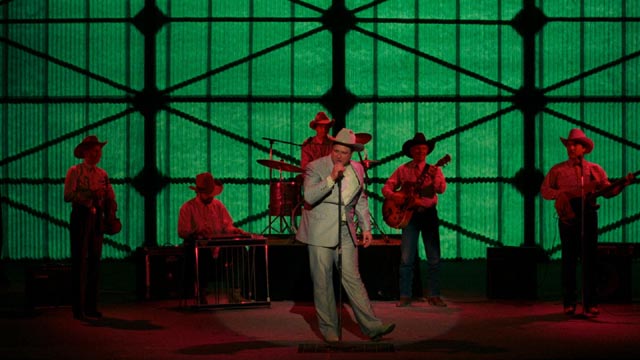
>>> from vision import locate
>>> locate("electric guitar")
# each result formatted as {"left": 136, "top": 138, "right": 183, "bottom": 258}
{"left": 556, "top": 170, "right": 639, "bottom": 224}
{"left": 382, "top": 154, "right": 451, "bottom": 229}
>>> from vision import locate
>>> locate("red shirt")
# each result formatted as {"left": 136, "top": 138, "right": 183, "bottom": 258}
{"left": 382, "top": 161, "right": 447, "bottom": 208}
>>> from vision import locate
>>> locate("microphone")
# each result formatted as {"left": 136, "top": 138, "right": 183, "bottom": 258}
{"left": 336, "top": 170, "right": 344, "bottom": 182}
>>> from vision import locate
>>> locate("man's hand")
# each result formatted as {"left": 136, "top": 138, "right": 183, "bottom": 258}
{"left": 232, "top": 227, "right": 249, "bottom": 236}
{"left": 625, "top": 172, "right": 636, "bottom": 186}
{"left": 331, "top": 163, "right": 346, "bottom": 181}
{"left": 361, "top": 231, "right": 373, "bottom": 248}
{"left": 427, "top": 165, "right": 437, "bottom": 177}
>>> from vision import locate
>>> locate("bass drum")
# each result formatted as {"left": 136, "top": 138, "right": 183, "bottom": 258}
{"left": 269, "top": 181, "right": 301, "bottom": 216}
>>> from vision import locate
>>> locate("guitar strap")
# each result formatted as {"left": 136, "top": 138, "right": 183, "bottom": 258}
{"left": 414, "top": 163, "right": 432, "bottom": 191}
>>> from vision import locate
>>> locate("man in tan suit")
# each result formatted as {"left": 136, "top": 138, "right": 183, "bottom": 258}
{"left": 296, "top": 128, "right": 395, "bottom": 343}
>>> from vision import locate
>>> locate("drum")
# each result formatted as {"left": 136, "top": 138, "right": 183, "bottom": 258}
{"left": 269, "top": 181, "right": 302, "bottom": 216}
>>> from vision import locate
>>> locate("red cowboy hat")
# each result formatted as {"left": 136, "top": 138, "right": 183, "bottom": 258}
{"left": 402, "top": 133, "right": 436, "bottom": 158}
{"left": 560, "top": 128, "right": 594, "bottom": 154}
{"left": 309, "top": 111, "right": 335, "bottom": 129}
{"left": 74, "top": 135, "right": 107, "bottom": 159}
{"left": 189, "top": 172, "right": 223, "bottom": 196}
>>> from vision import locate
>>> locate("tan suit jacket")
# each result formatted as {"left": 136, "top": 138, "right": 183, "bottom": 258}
{"left": 296, "top": 155, "right": 371, "bottom": 247}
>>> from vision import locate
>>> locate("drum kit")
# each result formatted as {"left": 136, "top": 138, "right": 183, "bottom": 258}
{"left": 257, "top": 132, "right": 381, "bottom": 235}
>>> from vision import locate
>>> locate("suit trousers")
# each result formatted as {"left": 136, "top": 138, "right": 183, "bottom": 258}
{"left": 307, "top": 224, "right": 384, "bottom": 339}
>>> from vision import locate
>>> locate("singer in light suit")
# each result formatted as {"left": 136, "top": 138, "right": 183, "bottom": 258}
{"left": 296, "top": 128, "right": 395, "bottom": 343}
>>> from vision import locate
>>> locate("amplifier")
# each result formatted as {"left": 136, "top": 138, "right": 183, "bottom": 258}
{"left": 486, "top": 246, "right": 546, "bottom": 300}
{"left": 25, "top": 263, "right": 72, "bottom": 308}
{"left": 136, "top": 246, "right": 186, "bottom": 300}
{"left": 597, "top": 243, "right": 634, "bottom": 303}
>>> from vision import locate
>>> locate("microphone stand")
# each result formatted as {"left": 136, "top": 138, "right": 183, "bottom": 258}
{"left": 262, "top": 137, "right": 303, "bottom": 147}
{"left": 356, "top": 152, "right": 387, "bottom": 240}
{"left": 579, "top": 160, "right": 587, "bottom": 316}
{"left": 336, "top": 172, "right": 343, "bottom": 342}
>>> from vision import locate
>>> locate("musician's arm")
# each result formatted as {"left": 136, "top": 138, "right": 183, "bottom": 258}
{"left": 432, "top": 167, "right": 447, "bottom": 194}
{"left": 602, "top": 172, "right": 635, "bottom": 198}
{"left": 540, "top": 168, "right": 561, "bottom": 200}
{"left": 104, "top": 174, "right": 115, "bottom": 201}
{"left": 382, "top": 167, "right": 403, "bottom": 201}
{"left": 217, "top": 202, "right": 247, "bottom": 235}
{"left": 177, "top": 203, "right": 196, "bottom": 240}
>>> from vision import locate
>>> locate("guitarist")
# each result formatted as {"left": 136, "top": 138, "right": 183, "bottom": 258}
{"left": 382, "top": 133, "right": 447, "bottom": 308}
{"left": 540, "top": 128, "right": 635, "bottom": 317}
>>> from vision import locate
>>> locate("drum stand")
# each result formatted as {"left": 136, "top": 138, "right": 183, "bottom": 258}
{"left": 262, "top": 199, "right": 297, "bottom": 235}
{"left": 357, "top": 152, "right": 387, "bottom": 240}
{"left": 259, "top": 137, "right": 302, "bottom": 236}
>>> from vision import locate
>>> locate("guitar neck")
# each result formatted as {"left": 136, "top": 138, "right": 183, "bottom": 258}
{"left": 591, "top": 170, "right": 639, "bottom": 199}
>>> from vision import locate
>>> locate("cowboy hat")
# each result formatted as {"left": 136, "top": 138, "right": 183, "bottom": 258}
{"left": 560, "top": 128, "right": 594, "bottom": 154}
{"left": 74, "top": 135, "right": 107, "bottom": 159}
{"left": 402, "top": 133, "right": 436, "bottom": 157}
{"left": 189, "top": 172, "right": 223, "bottom": 196}
{"left": 328, "top": 128, "right": 365, "bottom": 152}
{"left": 309, "top": 111, "right": 335, "bottom": 129}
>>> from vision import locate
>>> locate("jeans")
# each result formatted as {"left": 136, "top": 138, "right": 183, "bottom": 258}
{"left": 70, "top": 206, "right": 103, "bottom": 315}
{"left": 399, "top": 207, "right": 441, "bottom": 298}
{"left": 558, "top": 206, "right": 598, "bottom": 308}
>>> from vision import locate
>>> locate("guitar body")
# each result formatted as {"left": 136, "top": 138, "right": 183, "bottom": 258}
{"left": 382, "top": 192, "right": 415, "bottom": 229}
{"left": 382, "top": 154, "right": 452, "bottom": 229}
{"left": 103, "top": 197, "right": 122, "bottom": 235}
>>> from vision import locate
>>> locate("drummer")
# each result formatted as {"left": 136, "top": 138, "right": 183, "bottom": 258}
{"left": 301, "top": 111, "right": 335, "bottom": 170}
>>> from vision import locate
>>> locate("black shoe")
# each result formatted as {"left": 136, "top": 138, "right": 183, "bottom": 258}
{"left": 563, "top": 305, "right": 576, "bottom": 316}
{"left": 427, "top": 296, "right": 447, "bottom": 307}
{"left": 370, "top": 323, "right": 395, "bottom": 342}
{"left": 198, "top": 288, "right": 208, "bottom": 305}
{"left": 396, "top": 296, "right": 411, "bottom": 307}
{"left": 585, "top": 306, "right": 599, "bottom": 316}
{"left": 85, "top": 310, "right": 102, "bottom": 318}
{"left": 323, "top": 334, "right": 339, "bottom": 344}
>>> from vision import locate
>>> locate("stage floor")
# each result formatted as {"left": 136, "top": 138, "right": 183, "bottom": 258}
{"left": 1, "top": 260, "right": 639, "bottom": 360}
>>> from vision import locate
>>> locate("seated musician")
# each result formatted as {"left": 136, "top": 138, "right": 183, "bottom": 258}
{"left": 178, "top": 172, "right": 248, "bottom": 304}
{"left": 540, "top": 128, "right": 635, "bottom": 317}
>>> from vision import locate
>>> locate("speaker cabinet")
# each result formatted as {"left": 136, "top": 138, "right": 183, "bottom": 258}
{"left": 136, "top": 246, "right": 185, "bottom": 300}
{"left": 359, "top": 243, "right": 400, "bottom": 300}
{"left": 597, "top": 244, "right": 634, "bottom": 303}
{"left": 267, "top": 242, "right": 313, "bottom": 301}
{"left": 487, "top": 246, "right": 546, "bottom": 300}
{"left": 25, "top": 263, "right": 72, "bottom": 308}
{"left": 266, "top": 238, "right": 400, "bottom": 301}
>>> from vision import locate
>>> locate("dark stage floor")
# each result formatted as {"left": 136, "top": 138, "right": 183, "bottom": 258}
{"left": 1, "top": 259, "right": 639, "bottom": 360}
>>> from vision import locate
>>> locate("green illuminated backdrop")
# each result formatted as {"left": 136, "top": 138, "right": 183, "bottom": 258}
{"left": 1, "top": 1, "right": 639, "bottom": 260}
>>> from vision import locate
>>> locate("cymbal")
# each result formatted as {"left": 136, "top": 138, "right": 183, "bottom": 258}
{"left": 257, "top": 159, "right": 303, "bottom": 173}
{"left": 355, "top": 133, "right": 372, "bottom": 145}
